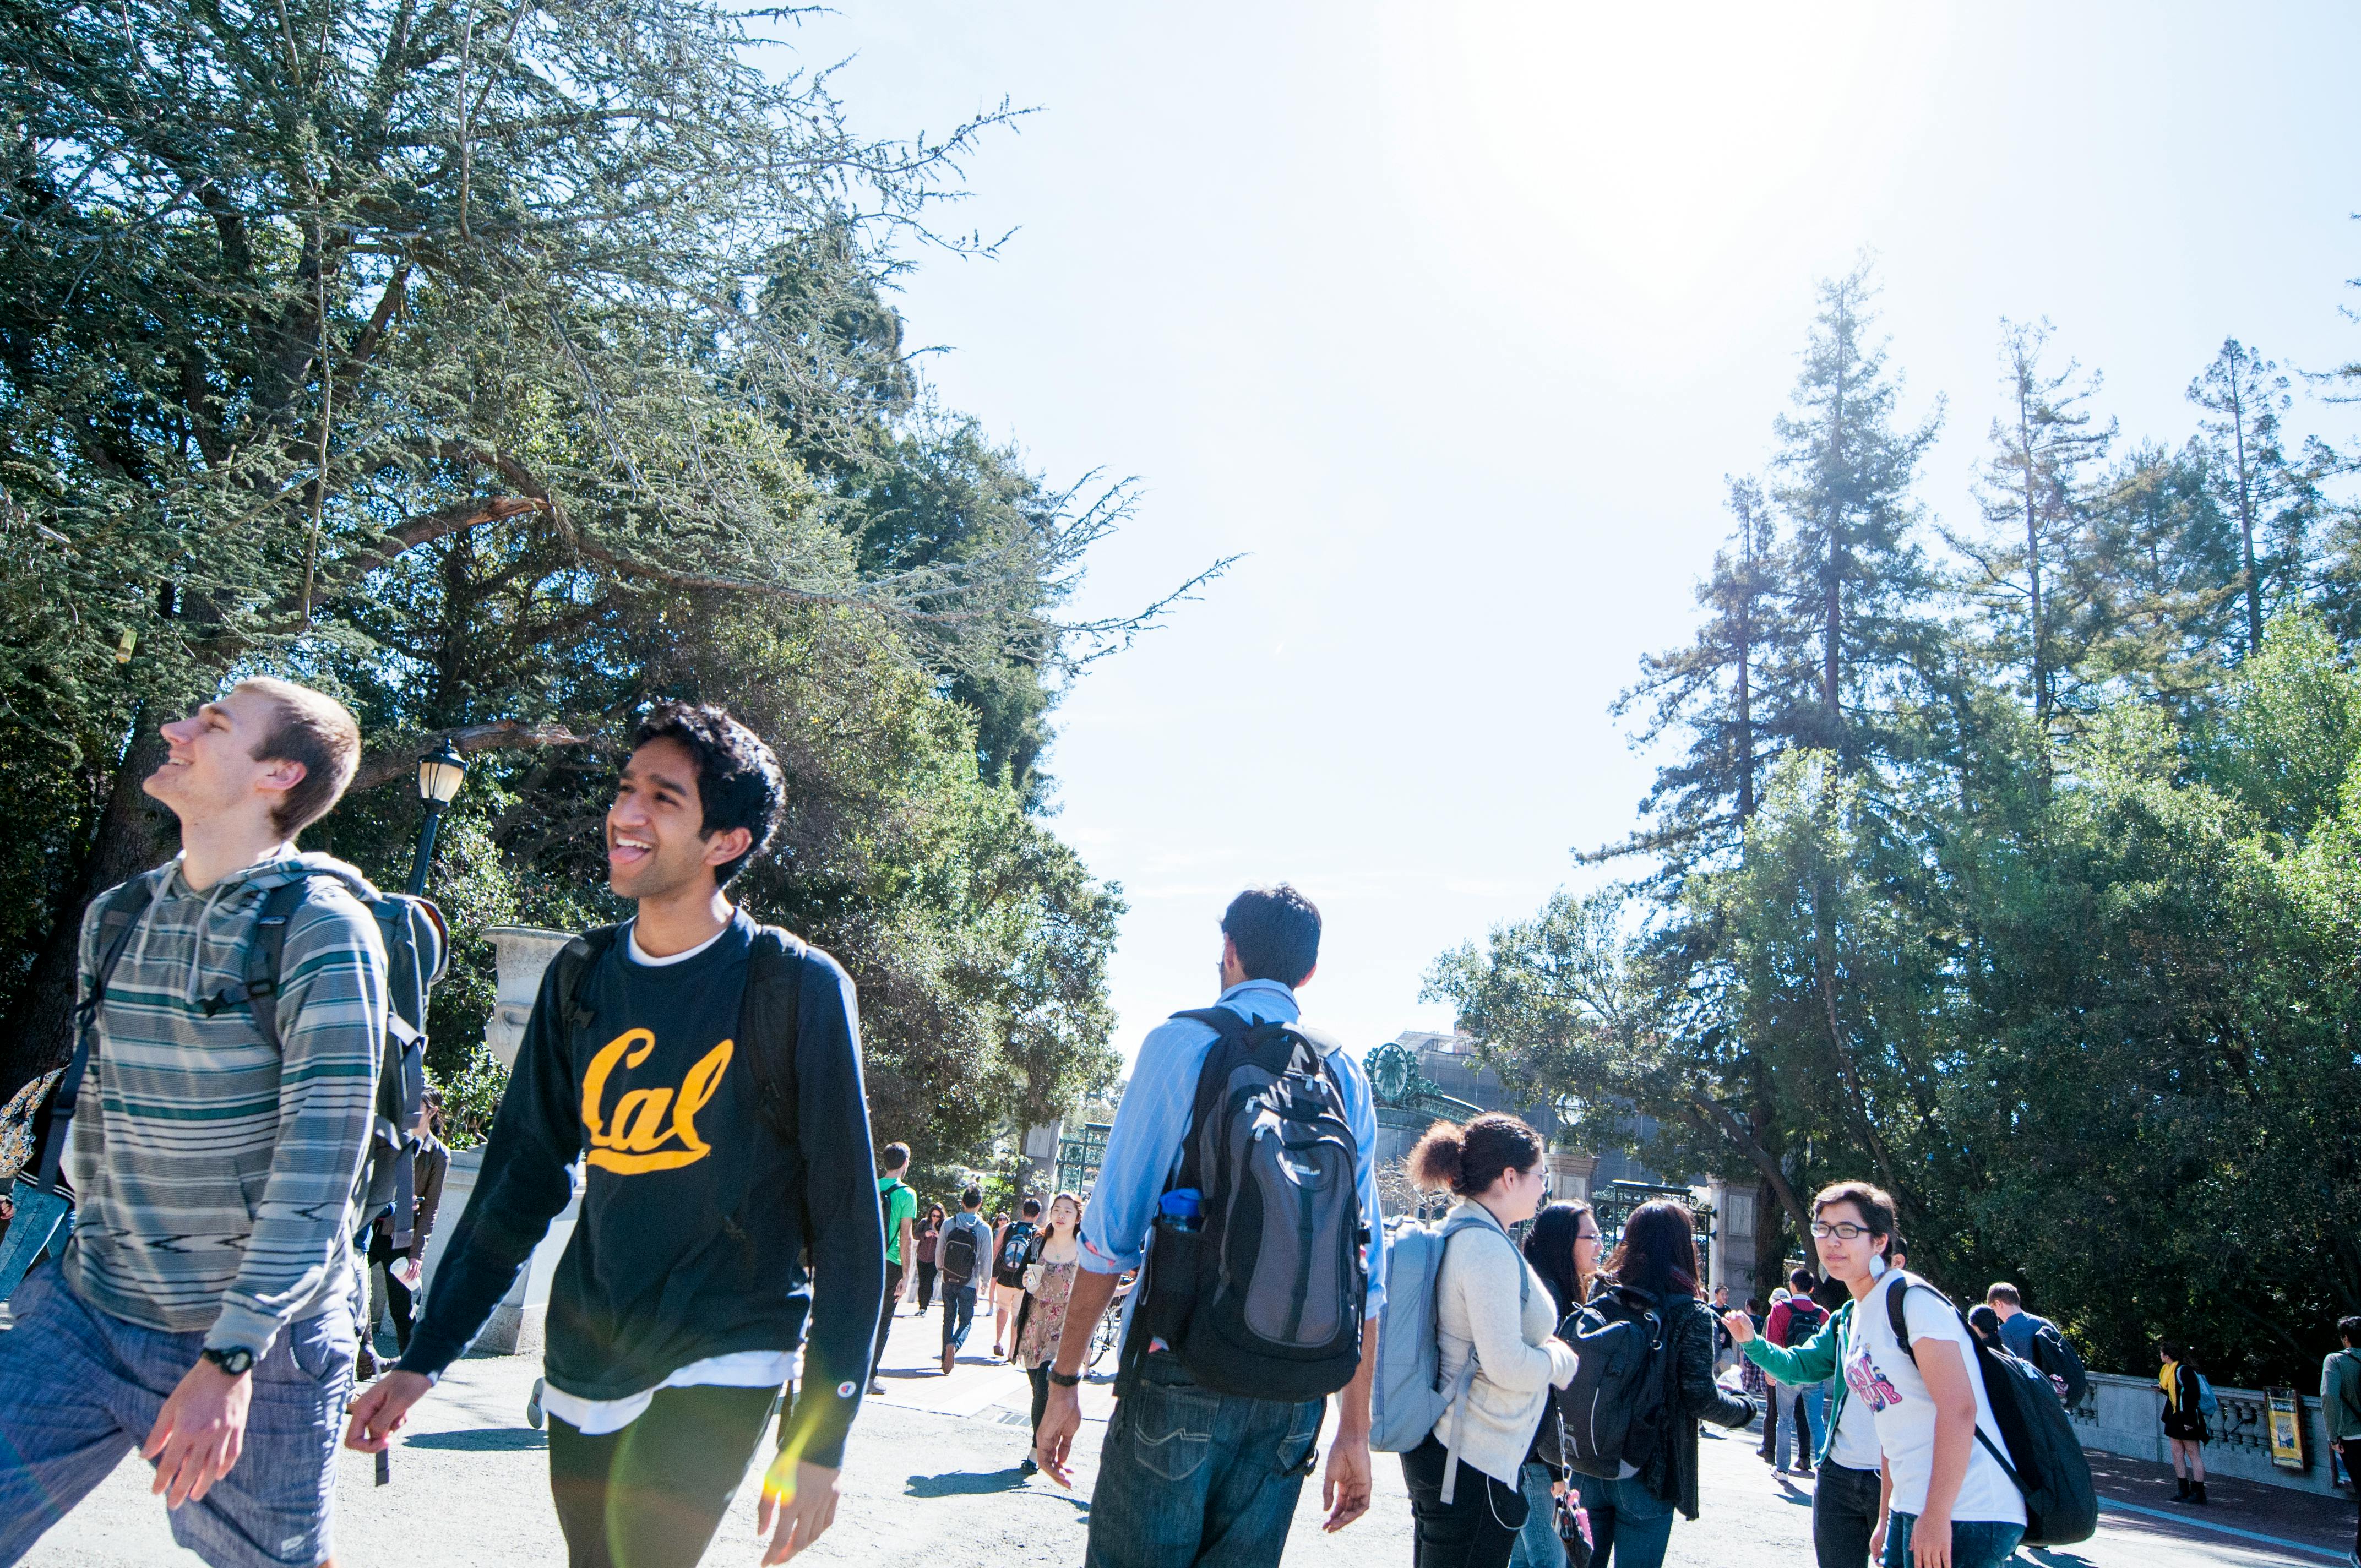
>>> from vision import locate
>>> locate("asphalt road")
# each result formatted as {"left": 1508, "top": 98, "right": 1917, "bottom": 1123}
{"left": 16, "top": 1301, "right": 2335, "bottom": 1567}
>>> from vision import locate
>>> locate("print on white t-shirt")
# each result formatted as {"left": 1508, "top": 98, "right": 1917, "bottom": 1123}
{"left": 1840, "top": 1277, "right": 2027, "bottom": 1525}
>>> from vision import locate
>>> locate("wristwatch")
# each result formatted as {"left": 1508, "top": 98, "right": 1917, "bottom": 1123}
{"left": 1048, "top": 1368, "right": 1083, "bottom": 1388}
{"left": 202, "top": 1346, "right": 257, "bottom": 1377}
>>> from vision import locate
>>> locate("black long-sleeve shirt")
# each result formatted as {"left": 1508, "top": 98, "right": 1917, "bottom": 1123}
{"left": 399, "top": 912, "right": 885, "bottom": 1467}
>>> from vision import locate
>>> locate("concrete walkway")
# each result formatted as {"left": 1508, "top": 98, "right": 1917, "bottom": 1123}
{"left": 15, "top": 1299, "right": 2333, "bottom": 1566}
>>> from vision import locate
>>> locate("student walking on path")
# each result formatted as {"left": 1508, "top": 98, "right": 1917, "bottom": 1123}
{"left": 0, "top": 679, "right": 389, "bottom": 1568}
{"left": 1725, "top": 1188, "right": 1889, "bottom": 1568}
{"left": 1505, "top": 1199, "right": 1604, "bottom": 1568}
{"left": 935, "top": 1188, "right": 993, "bottom": 1374}
{"left": 1762, "top": 1268, "right": 1830, "bottom": 1476}
{"left": 872, "top": 1143, "right": 917, "bottom": 1391}
{"left": 2158, "top": 1342, "right": 2211, "bottom": 1505}
{"left": 1815, "top": 1180, "right": 2023, "bottom": 1568}
{"left": 1012, "top": 1191, "right": 1082, "bottom": 1470}
{"left": 991, "top": 1197, "right": 1040, "bottom": 1359}
{"left": 2320, "top": 1316, "right": 2361, "bottom": 1567}
{"left": 915, "top": 1205, "right": 944, "bottom": 1313}
{"left": 347, "top": 703, "right": 884, "bottom": 1568}
{"left": 1033, "top": 884, "right": 1388, "bottom": 1567}
{"left": 1576, "top": 1201, "right": 1755, "bottom": 1568}
{"left": 1399, "top": 1115, "right": 1580, "bottom": 1568}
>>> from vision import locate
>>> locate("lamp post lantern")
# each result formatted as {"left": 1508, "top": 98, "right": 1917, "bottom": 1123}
{"left": 407, "top": 739, "right": 469, "bottom": 896}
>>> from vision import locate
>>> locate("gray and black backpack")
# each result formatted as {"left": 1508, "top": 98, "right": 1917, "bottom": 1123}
{"left": 1125, "top": 1008, "right": 1368, "bottom": 1403}
{"left": 28, "top": 869, "right": 447, "bottom": 1244}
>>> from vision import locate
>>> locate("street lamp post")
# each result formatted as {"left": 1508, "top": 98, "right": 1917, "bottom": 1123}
{"left": 407, "top": 740, "right": 469, "bottom": 897}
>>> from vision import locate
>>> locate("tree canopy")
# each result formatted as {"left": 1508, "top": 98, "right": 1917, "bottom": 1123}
{"left": 0, "top": 0, "right": 1199, "bottom": 1164}
{"left": 1432, "top": 260, "right": 2361, "bottom": 1386}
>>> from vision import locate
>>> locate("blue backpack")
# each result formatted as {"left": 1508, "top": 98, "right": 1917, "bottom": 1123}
{"left": 1370, "top": 1211, "right": 1528, "bottom": 1498}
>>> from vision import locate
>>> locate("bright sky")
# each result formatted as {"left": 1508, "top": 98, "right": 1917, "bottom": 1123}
{"left": 790, "top": 2, "right": 2361, "bottom": 1063}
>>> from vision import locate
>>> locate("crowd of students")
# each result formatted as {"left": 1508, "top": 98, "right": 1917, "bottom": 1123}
{"left": 0, "top": 677, "right": 2336, "bottom": 1568}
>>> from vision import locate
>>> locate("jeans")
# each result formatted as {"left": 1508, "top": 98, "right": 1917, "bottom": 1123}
{"left": 1880, "top": 1512, "right": 2024, "bottom": 1568}
{"left": 1776, "top": 1382, "right": 1819, "bottom": 1470}
{"left": 0, "top": 1260, "right": 356, "bottom": 1568}
{"left": 548, "top": 1383, "right": 779, "bottom": 1568}
{"left": 1085, "top": 1350, "right": 1324, "bottom": 1568}
{"left": 1811, "top": 1462, "right": 1881, "bottom": 1568}
{"left": 869, "top": 1260, "right": 904, "bottom": 1383}
{"left": 1401, "top": 1435, "right": 1527, "bottom": 1568}
{"left": 916, "top": 1258, "right": 937, "bottom": 1311}
{"left": 1576, "top": 1472, "right": 1673, "bottom": 1568}
{"left": 1504, "top": 1460, "right": 1565, "bottom": 1568}
{"left": 0, "top": 1182, "right": 72, "bottom": 1302}
{"left": 1029, "top": 1362, "right": 1052, "bottom": 1438}
{"left": 942, "top": 1283, "right": 978, "bottom": 1353}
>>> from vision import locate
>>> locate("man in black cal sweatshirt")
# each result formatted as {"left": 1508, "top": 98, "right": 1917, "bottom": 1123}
{"left": 347, "top": 704, "right": 884, "bottom": 1568}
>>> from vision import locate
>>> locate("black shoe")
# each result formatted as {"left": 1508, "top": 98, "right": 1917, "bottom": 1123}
{"left": 1019, "top": 1458, "right": 1038, "bottom": 1477}
{"left": 2191, "top": 1483, "right": 2208, "bottom": 1505}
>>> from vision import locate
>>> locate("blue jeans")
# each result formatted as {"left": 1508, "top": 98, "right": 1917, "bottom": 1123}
{"left": 1086, "top": 1350, "right": 1324, "bottom": 1568}
{"left": 1576, "top": 1473, "right": 1673, "bottom": 1568}
{"left": 1881, "top": 1512, "right": 2024, "bottom": 1568}
{"left": 1776, "top": 1382, "right": 1821, "bottom": 1469}
{"left": 0, "top": 1260, "right": 357, "bottom": 1568}
{"left": 1506, "top": 1461, "right": 1565, "bottom": 1568}
{"left": 0, "top": 1182, "right": 73, "bottom": 1302}
{"left": 942, "top": 1283, "right": 978, "bottom": 1352}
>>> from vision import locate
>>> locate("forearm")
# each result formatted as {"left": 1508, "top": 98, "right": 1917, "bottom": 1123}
{"left": 1335, "top": 1317, "right": 1377, "bottom": 1438}
{"left": 1053, "top": 1267, "right": 1123, "bottom": 1378}
{"left": 1742, "top": 1335, "right": 1834, "bottom": 1385}
{"left": 1924, "top": 1401, "right": 1974, "bottom": 1519}
{"left": 395, "top": 1142, "right": 570, "bottom": 1377}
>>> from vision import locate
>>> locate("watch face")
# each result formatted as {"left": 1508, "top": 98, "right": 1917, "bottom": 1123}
{"left": 210, "top": 1347, "right": 254, "bottom": 1375}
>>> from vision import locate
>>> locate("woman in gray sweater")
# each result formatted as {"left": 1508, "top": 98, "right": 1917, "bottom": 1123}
{"left": 1401, "top": 1114, "right": 1578, "bottom": 1568}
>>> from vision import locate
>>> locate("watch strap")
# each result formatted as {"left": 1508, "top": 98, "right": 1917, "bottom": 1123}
{"left": 1048, "top": 1368, "right": 1082, "bottom": 1387}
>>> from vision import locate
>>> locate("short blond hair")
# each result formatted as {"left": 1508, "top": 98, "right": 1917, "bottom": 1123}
{"left": 236, "top": 678, "right": 361, "bottom": 837}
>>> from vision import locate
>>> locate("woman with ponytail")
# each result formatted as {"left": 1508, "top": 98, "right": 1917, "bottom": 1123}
{"left": 1401, "top": 1114, "right": 1579, "bottom": 1568}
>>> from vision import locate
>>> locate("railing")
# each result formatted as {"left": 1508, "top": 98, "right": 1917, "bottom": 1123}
{"left": 2069, "top": 1370, "right": 2336, "bottom": 1496}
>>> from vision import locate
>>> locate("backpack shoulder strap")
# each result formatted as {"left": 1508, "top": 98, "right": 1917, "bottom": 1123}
{"left": 736, "top": 925, "right": 806, "bottom": 1145}
{"left": 552, "top": 923, "right": 628, "bottom": 1034}
{"left": 222, "top": 879, "right": 315, "bottom": 1052}
{"left": 35, "top": 879, "right": 157, "bottom": 1193}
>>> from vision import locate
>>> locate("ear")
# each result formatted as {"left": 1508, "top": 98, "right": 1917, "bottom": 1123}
{"left": 699, "top": 825, "right": 753, "bottom": 871}
{"left": 255, "top": 757, "right": 307, "bottom": 799}
{"left": 1296, "top": 961, "right": 1317, "bottom": 988}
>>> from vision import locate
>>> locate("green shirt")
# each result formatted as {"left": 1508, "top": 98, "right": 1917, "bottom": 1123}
{"left": 880, "top": 1177, "right": 917, "bottom": 1266}
{"left": 1742, "top": 1299, "right": 1853, "bottom": 1468}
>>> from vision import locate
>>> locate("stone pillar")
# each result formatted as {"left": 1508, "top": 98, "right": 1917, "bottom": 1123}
{"left": 1022, "top": 1120, "right": 1062, "bottom": 1197}
{"left": 433, "top": 924, "right": 578, "bottom": 1353}
{"left": 1705, "top": 1177, "right": 1758, "bottom": 1303}
{"left": 1548, "top": 1147, "right": 1598, "bottom": 1202}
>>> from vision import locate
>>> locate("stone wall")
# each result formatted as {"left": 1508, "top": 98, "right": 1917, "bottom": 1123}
{"left": 2070, "top": 1371, "right": 2338, "bottom": 1497}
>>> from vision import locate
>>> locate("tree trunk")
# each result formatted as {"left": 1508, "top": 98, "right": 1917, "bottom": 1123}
{"left": 0, "top": 728, "right": 176, "bottom": 1099}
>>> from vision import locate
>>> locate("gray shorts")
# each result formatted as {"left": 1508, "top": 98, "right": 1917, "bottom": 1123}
{"left": 0, "top": 1260, "right": 356, "bottom": 1568}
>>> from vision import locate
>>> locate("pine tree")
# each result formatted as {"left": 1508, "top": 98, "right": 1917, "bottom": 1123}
{"left": 1960, "top": 319, "right": 2112, "bottom": 724}
{"left": 1767, "top": 263, "right": 1943, "bottom": 765}
{"left": 1599, "top": 477, "right": 1799, "bottom": 876}
{"left": 2188, "top": 338, "right": 2309, "bottom": 656}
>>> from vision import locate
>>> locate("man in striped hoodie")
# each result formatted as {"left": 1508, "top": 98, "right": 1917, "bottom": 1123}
{"left": 0, "top": 677, "right": 389, "bottom": 1568}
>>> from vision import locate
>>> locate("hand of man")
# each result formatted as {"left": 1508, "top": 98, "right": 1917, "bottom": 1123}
{"left": 344, "top": 1370, "right": 433, "bottom": 1452}
{"left": 755, "top": 1455, "right": 840, "bottom": 1564}
{"left": 1320, "top": 1431, "right": 1372, "bottom": 1531}
{"left": 1034, "top": 1381, "right": 1084, "bottom": 1488}
{"left": 1868, "top": 1516, "right": 1887, "bottom": 1565}
{"left": 143, "top": 1358, "right": 253, "bottom": 1508}
{"left": 1722, "top": 1310, "right": 1756, "bottom": 1345}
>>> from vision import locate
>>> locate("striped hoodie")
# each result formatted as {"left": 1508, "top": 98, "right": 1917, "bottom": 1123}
{"left": 62, "top": 850, "right": 389, "bottom": 1356}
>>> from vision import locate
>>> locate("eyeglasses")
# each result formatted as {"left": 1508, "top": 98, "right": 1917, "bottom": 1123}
{"left": 1809, "top": 1221, "right": 1874, "bottom": 1240}
{"left": 1575, "top": 1231, "right": 1603, "bottom": 1243}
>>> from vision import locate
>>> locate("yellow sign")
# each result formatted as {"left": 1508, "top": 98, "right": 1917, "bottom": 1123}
{"left": 2265, "top": 1388, "right": 2306, "bottom": 1471}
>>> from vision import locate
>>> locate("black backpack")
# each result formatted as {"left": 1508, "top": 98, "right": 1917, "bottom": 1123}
{"left": 2027, "top": 1319, "right": 2088, "bottom": 1407}
{"left": 1558, "top": 1287, "right": 1675, "bottom": 1478}
{"left": 25, "top": 870, "right": 448, "bottom": 1245}
{"left": 1125, "top": 1008, "right": 1368, "bottom": 1403}
{"left": 939, "top": 1216, "right": 981, "bottom": 1287}
{"left": 995, "top": 1220, "right": 1038, "bottom": 1287}
{"left": 1778, "top": 1297, "right": 1827, "bottom": 1347}
{"left": 1886, "top": 1276, "right": 2097, "bottom": 1547}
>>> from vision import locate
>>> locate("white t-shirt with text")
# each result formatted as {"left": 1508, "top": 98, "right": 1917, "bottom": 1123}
{"left": 1840, "top": 1277, "right": 2026, "bottom": 1525}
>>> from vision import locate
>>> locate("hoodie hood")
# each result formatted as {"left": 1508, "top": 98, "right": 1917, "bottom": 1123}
{"left": 127, "top": 850, "right": 381, "bottom": 1004}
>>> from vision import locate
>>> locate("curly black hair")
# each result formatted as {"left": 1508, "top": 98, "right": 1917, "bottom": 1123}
{"left": 627, "top": 700, "right": 784, "bottom": 885}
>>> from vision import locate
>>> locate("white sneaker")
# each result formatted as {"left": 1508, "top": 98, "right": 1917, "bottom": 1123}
{"left": 526, "top": 1376, "right": 546, "bottom": 1430}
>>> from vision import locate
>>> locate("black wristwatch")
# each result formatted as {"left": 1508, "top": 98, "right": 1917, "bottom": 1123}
{"left": 1048, "top": 1368, "right": 1082, "bottom": 1388}
{"left": 202, "top": 1346, "right": 256, "bottom": 1377}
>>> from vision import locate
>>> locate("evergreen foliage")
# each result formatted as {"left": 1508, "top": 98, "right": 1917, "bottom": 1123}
{"left": 1434, "top": 261, "right": 2361, "bottom": 1385}
{"left": 0, "top": 0, "right": 1189, "bottom": 1165}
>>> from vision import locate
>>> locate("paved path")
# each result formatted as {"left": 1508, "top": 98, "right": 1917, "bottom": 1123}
{"left": 18, "top": 1302, "right": 2338, "bottom": 1566}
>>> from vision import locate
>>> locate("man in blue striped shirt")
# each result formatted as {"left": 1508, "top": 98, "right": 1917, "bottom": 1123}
{"left": 1034, "top": 885, "right": 1388, "bottom": 1566}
